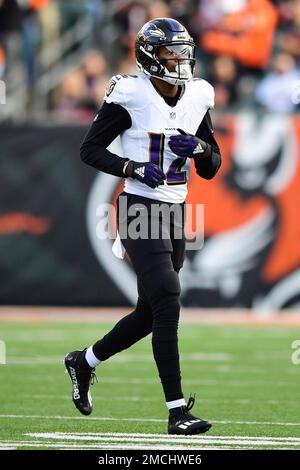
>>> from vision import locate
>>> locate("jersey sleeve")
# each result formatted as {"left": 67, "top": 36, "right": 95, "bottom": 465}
{"left": 80, "top": 101, "right": 131, "bottom": 178}
{"left": 194, "top": 110, "right": 221, "bottom": 180}
{"left": 104, "top": 75, "right": 140, "bottom": 111}
{"left": 200, "top": 79, "right": 215, "bottom": 110}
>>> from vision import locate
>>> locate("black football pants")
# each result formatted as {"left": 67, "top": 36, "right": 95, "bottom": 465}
{"left": 92, "top": 192, "right": 186, "bottom": 402}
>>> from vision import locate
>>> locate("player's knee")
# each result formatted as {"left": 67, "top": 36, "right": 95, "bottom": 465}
{"left": 142, "top": 265, "right": 180, "bottom": 297}
{"left": 161, "top": 269, "right": 181, "bottom": 298}
{"left": 135, "top": 296, "right": 152, "bottom": 318}
{"left": 141, "top": 265, "right": 181, "bottom": 315}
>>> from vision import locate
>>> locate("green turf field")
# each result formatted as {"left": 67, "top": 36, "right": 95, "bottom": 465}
{"left": 0, "top": 321, "right": 300, "bottom": 450}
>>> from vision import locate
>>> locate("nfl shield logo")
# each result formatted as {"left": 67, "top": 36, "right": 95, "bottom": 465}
{"left": 169, "top": 111, "right": 176, "bottom": 120}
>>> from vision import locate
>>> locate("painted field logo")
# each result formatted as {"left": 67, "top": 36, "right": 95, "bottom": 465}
{"left": 0, "top": 80, "right": 6, "bottom": 104}
{"left": 0, "top": 340, "right": 6, "bottom": 364}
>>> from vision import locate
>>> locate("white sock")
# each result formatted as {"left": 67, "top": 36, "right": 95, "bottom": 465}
{"left": 166, "top": 398, "right": 186, "bottom": 410}
{"left": 85, "top": 346, "right": 101, "bottom": 368}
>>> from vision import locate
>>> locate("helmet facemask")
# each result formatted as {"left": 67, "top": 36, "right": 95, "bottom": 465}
{"left": 155, "top": 43, "right": 195, "bottom": 85}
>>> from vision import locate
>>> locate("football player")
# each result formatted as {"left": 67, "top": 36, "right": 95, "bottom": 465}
{"left": 65, "top": 18, "right": 221, "bottom": 435}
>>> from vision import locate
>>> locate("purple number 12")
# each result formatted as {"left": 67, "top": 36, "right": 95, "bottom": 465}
{"left": 148, "top": 132, "right": 187, "bottom": 185}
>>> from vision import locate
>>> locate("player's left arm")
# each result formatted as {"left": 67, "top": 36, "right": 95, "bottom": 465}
{"left": 193, "top": 110, "right": 222, "bottom": 180}
{"left": 168, "top": 110, "right": 221, "bottom": 180}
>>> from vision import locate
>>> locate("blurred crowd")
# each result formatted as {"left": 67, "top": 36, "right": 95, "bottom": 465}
{"left": 0, "top": 0, "right": 300, "bottom": 121}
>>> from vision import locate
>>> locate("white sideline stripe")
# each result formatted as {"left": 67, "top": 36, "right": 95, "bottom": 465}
{"left": 27, "top": 432, "right": 300, "bottom": 442}
{"left": 2, "top": 414, "right": 300, "bottom": 427}
{"left": 25, "top": 433, "right": 300, "bottom": 447}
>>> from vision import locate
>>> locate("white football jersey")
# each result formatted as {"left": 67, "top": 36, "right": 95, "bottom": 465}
{"left": 105, "top": 74, "right": 214, "bottom": 203}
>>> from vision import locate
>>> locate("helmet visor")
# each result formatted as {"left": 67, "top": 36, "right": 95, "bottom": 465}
{"left": 164, "top": 43, "right": 194, "bottom": 58}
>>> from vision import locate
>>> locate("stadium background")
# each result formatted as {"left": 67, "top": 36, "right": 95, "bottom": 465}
{"left": 1, "top": 0, "right": 300, "bottom": 453}
{"left": 1, "top": 0, "right": 300, "bottom": 309}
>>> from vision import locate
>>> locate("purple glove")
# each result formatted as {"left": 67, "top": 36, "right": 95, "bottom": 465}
{"left": 168, "top": 128, "right": 206, "bottom": 158}
{"left": 124, "top": 160, "right": 166, "bottom": 189}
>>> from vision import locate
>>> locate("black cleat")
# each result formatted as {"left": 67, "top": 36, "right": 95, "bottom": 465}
{"left": 168, "top": 395, "right": 212, "bottom": 435}
{"left": 64, "top": 349, "right": 97, "bottom": 416}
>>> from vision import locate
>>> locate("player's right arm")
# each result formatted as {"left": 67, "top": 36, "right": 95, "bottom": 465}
{"left": 80, "top": 100, "right": 132, "bottom": 177}
{"left": 80, "top": 75, "right": 165, "bottom": 188}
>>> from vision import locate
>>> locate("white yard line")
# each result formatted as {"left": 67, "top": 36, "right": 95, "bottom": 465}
{"left": 6, "top": 352, "right": 231, "bottom": 365}
{"left": 0, "top": 441, "right": 298, "bottom": 450}
{"left": 0, "top": 441, "right": 245, "bottom": 450}
{"left": 24, "top": 394, "right": 143, "bottom": 402}
{"left": 100, "top": 377, "right": 298, "bottom": 387}
{"left": 20, "top": 394, "right": 297, "bottom": 406}
{"left": 1, "top": 414, "right": 300, "bottom": 427}
{"left": 2, "top": 371, "right": 295, "bottom": 388}
{"left": 0, "top": 432, "right": 299, "bottom": 450}
{"left": 27, "top": 432, "right": 300, "bottom": 442}
{"left": 0, "top": 414, "right": 165, "bottom": 423}
{"left": 25, "top": 433, "right": 300, "bottom": 448}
